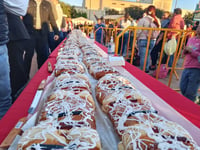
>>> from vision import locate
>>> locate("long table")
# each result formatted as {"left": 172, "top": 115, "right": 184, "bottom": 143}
{"left": 0, "top": 41, "right": 200, "bottom": 145}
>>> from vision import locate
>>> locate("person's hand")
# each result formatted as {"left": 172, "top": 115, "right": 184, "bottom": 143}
{"left": 54, "top": 35, "right": 59, "bottom": 41}
{"left": 184, "top": 46, "right": 192, "bottom": 54}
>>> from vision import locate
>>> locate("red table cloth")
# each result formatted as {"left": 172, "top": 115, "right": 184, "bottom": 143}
{"left": 0, "top": 41, "right": 200, "bottom": 144}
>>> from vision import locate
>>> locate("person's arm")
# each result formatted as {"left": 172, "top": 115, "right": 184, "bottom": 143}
{"left": 180, "top": 18, "right": 185, "bottom": 30}
{"left": 93, "top": 12, "right": 98, "bottom": 21}
{"left": 136, "top": 19, "right": 143, "bottom": 39}
{"left": 183, "top": 38, "right": 200, "bottom": 57}
{"left": 61, "top": 17, "right": 66, "bottom": 29}
{"left": 47, "top": 0, "right": 58, "bottom": 21}
{"left": 3, "top": 0, "right": 29, "bottom": 16}
{"left": 48, "top": 2, "right": 59, "bottom": 40}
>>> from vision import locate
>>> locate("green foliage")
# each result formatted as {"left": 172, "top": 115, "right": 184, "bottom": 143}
{"left": 125, "top": 6, "right": 144, "bottom": 20}
{"left": 59, "top": 1, "right": 87, "bottom": 18}
{"left": 71, "top": 6, "right": 87, "bottom": 18}
{"left": 105, "top": 9, "right": 120, "bottom": 15}
{"left": 183, "top": 12, "right": 194, "bottom": 25}
{"left": 155, "top": 8, "right": 165, "bottom": 19}
{"left": 125, "top": 6, "right": 165, "bottom": 20}
{"left": 59, "top": 1, "right": 71, "bottom": 17}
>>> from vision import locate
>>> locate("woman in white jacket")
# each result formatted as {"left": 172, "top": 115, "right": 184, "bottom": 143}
{"left": 137, "top": 5, "right": 160, "bottom": 73}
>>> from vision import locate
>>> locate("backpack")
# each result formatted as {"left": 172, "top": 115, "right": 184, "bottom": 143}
{"left": 152, "top": 64, "right": 169, "bottom": 79}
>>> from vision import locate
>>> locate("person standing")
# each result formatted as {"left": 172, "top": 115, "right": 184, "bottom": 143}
{"left": 47, "top": 0, "right": 66, "bottom": 51}
{"left": 137, "top": 5, "right": 161, "bottom": 73}
{"left": 0, "top": 1, "right": 12, "bottom": 119}
{"left": 0, "top": 0, "right": 29, "bottom": 119}
{"left": 180, "top": 25, "right": 200, "bottom": 102}
{"left": 23, "top": 0, "right": 59, "bottom": 77}
{"left": 150, "top": 11, "right": 170, "bottom": 70}
{"left": 120, "top": 12, "right": 131, "bottom": 56}
{"left": 7, "top": 13, "right": 30, "bottom": 101}
{"left": 94, "top": 17, "right": 105, "bottom": 44}
{"left": 162, "top": 8, "right": 185, "bottom": 67}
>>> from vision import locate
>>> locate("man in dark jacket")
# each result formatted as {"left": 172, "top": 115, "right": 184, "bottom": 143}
{"left": 7, "top": 13, "right": 30, "bottom": 101}
{"left": 23, "top": 0, "right": 59, "bottom": 75}
{"left": 0, "top": 1, "right": 12, "bottom": 119}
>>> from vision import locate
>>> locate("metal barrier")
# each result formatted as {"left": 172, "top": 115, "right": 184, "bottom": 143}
{"left": 80, "top": 26, "right": 123, "bottom": 46}
{"left": 80, "top": 25, "right": 196, "bottom": 90}
{"left": 115, "top": 26, "right": 195, "bottom": 89}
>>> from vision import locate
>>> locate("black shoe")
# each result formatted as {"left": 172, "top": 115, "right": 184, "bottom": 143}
{"left": 149, "top": 66, "right": 156, "bottom": 70}
{"left": 145, "top": 70, "right": 150, "bottom": 73}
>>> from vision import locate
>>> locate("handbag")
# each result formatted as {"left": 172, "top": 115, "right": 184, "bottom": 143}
{"left": 152, "top": 64, "right": 169, "bottom": 79}
{"left": 164, "top": 36, "right": 177, "bottom": 55}
{"left": 132, "top": 48, "right": 140, "bottom": 66}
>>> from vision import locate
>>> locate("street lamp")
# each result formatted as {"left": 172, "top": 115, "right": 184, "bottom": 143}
{"left": 174, "top": 0, "right": 178, "bottom": 9}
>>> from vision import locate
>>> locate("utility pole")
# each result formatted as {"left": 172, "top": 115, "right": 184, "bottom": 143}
{"left": 174, "top": 0, "right": 178, "bottom": 9}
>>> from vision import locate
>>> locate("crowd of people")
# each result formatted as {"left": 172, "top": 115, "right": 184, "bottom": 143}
{"left": 0, "top": 1, "right": 199, "bottom": 120}
{"left": 0, "top": 0, "right": 69, "bottom": 119}
{"left": 92, "top": 6, "right": 199, "bottom": 103}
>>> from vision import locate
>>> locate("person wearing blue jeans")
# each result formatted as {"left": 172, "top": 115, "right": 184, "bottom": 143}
{"left": 180, "top": 68, "right": 200, "bottom": 101}
{"left": 136, "top": 5, "right": 161, "bottom": 72}
{"left": 180, "top": 26, "right": 200, "bottom": 102}
{"left": 0, "top": 45, "right": 12, "bottom": 119}
{"left": 122, "top": 32, "right": 129, "bottom": 56}
{"left": 94, "top": 18, "right": 105, "bottom": 45}
{"left": 0, "top": 0, "right": 12, "bottom": 119}
{"left": 138, "top": 39, "right": 156, "bottom": 72}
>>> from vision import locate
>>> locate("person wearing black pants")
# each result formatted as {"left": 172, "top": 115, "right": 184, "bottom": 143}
{"left": 7, "top": 13, "right": 30, "bottom": 101}
{"left": 150, "top": 11, "right": 170, "bottom": 70}
{"left": 23, "top": 0, "right": 59, "bottom": 76}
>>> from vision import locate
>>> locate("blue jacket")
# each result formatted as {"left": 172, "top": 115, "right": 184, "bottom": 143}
{"left": 0, "top": 1, "right": 9, "bottom": 45}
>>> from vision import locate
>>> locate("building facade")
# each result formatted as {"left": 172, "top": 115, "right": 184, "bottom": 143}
{"left": 83, "top": 0, "right": 173, "bottom": 12}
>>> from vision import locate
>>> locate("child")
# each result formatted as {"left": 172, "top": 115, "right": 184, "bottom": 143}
{"left": 180, "top": 25, "right": 200, "bottom": 102}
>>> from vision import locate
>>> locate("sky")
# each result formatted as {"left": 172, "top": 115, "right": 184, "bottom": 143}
{"left": 60, "top": 0, "right": 200, "bottom": 11}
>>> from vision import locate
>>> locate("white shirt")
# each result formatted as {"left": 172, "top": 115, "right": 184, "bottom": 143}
{"left": 121, "top": 19, "right": 131, "bottom": 29}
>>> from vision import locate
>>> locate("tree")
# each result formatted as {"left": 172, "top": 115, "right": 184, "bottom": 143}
{"left": 59, "top": 1, "right": 71, "bottom": 18}
{"left": 125, "top": 6, "right": 144, "bottom": 20}
{"left": 184, "top": 12, "right": 194, "bottom": 26}
{"left": 155, "top": 8, "right": 165, "bottom": 19}
{"left": 71, "top": 6, "right": 87, "bottom": 18}
{"left": 105, "top": 9, "right": 120, "bottom": 15}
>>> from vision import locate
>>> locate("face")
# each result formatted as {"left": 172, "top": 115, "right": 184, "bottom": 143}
{"left": 163, "top": 13, "right": 169, "bottom": 19}
{"left": 97, "top": 19, "right": 101, "bottom": 24}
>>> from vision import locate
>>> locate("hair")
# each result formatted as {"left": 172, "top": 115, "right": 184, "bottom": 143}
{"left": 146, "top": 5, "right": 156, "bottom": 16}
{"left": 124, "top": 12, "right": 129, "bottom": 18}
{"left": 174, "top": 8, "right": 182, "bottom": 15}
{"left": 146, "top": 5, "right": 160, "bottom": 28}
{"left": 164, "top": 11, "right": 170, "bottom": 15}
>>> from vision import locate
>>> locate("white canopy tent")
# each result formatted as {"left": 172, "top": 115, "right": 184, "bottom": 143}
{"left": 72, "top": 17, "right": 94, "bottom": 24}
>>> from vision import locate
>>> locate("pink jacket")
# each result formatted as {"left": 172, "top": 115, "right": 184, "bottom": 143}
{"left": 168, "top": 14, "right": 185, "bottom": 39}
{"left": 184, "top": 37, "right": 200, "bottom": 69}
